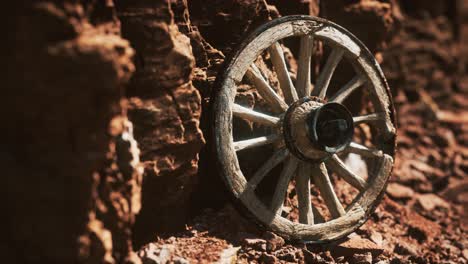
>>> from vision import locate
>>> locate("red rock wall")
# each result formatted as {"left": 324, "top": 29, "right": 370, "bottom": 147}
{"left": 115, "top": 0, "right": 282, "bottom": 244}
{"left": 115, "top": 1, "right": 205, "bottom": 245}
{"left": 4, "top": 1, "right": 141, "bottom": 263}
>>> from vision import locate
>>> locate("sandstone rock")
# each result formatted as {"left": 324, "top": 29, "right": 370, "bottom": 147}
{"left": 139, "top": 244, "right": 175, "bottom": 264}
{"left": 416, "top": 193, "right": 450, "bottom": 211}
{"left": 263, "top": 231, "right": 286, "bottom": 252}
{"left": 441, "top": 179, "right": 468, "bottom": 204}
{"left": 188, "top": 0, "right": 272, "bottom": 55}
{"left": 332, "top": 236, "right": 384, "bottom": 258}
{"left": 394, "top": 241, "right": 418, "bottom": 256}
{"left": 117, "top": 0, "right": 205, "bottom": 243}
{"left": 406, "top": 212, "right": 441, "bottom": 242}
{"left": 217, "top": 246, "right": 240, "bottom": 264}
{"left": 370, "top": 231, "right": 384, "bottom": 246}
{"left": 243, "top": 238, "right": 267, "bottom": 251}
{"left": 276, "top": 249, "right": 297, "bottom": 262}
{"left": 463, "top": 249, "right": 468, "bottom": 260}
{"left": 350, "top": 252, "right": 373, "bottom": 264}
{"left": 5, "top": 1, "right": 139, "bottom": 262}
{"left": 322, "top": 0, "right": 401, "bottom": 53}
{"left": 386, "top": 183, "right": 415, "bottom": 200}
{"left": 260, "top": 252, "right": 278, "bottom": 264}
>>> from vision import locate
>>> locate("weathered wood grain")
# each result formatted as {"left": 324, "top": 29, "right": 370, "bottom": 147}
{"left": 271, "top": 156, "right": 299, "bottom": 215}
{"left": 312, "top": 48, "right": 344, "bottom": 98}
{"left": 346, "top": 142, "right": 383, "bottom": 158}
{"left": 247, "top": 148, "right": 289, "bottom": 189}
{"left": 312, "top": 163, "right": 346, "bottom": 218}
{"left": 353, "top": 112, "right": 386, "bottom": 125}
{"left": 269, "top": 42, "right": 298, "bottom": 103}
{"left": 233, "top": 134, "right": 279, "bottom": 152}
{"left": 232, "top": 103, "right": 280, "bottom": 126}
{"left": 296, "top": 35, "right": 314, "bottom": 97}
{"left": 296, "top": 163, "right": 314, "bottom": 224}
{"left": 329, "top": 75, "right": 366, "bottom": 103}
{"left": 326, "top": 155, "right": 368, "bottom": 191}
{"left": 246, "top": 65, "right": 288, "bottom": 113}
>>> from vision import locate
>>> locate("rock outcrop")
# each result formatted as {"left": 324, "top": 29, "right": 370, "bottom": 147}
{"left": 4, "top": 1, "right": 141, "bottom": 263}
{"left": 115, "top": 0, "right": 205, "bottom": 245}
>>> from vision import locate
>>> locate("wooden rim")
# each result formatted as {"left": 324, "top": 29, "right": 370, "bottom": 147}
{"left": 213, "top": 15, "right": 396, "bottom": 242}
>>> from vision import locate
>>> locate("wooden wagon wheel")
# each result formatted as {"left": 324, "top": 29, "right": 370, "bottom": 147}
{"left": 213, "top": 15, "right": 396, "bottom": 242}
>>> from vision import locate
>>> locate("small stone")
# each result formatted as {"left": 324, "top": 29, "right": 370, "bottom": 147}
{"left": 303, "top": 249, "right": 326, "bottom": 264}
{"left": 263, "top": 231, "right": 285, "bottom": 252}
{"left": 218, "top": 246, "right": 240, "bottom": 264}
{"left": 458, "top": 192, "right": 468, "bottom": 203}
{"left": 320, "top": 251, "right": 335, "bottom": 262}
{"left": 369, "top": 231, "right": 383, "bottom": 246}
{"left": 386, "top": 183, "right": 415, "bottom": 200}
{"left": 139, "top": 244, "right": 175, "bottom": 264}
{"left": 394, "top": 241, "right": 418, "bottom": 256}
{"left": 333, "top": 236, "right": 384, "bottom": 258}
{"left": 441, "top": 240, "right": 461, "bottom": 256}
{"left": 350, "top": 252, "right": 372, "bottom": 264}
{"left": 260, "top": 253, "right": 278, "bottom": 264}
{"left": 295, "top": 249, "right": 305, "bottom": 262}
{"left": 407, "top": 212, "right": 441, "bottom": 242}
{"left": 416, "top": 193, "right": 450, "bottom": 211}
{"left": 281, "top": 253, "right": 297, "bottom": 262}
{"left": 243, "top": 238, "right": 267, "bottom": 251}
{"left": 463, "top": 249, "right": 468, "bottom": 260}
{"left": 408, "top": 255, "right": 428, "bottom": 264}
{"left": 275, "top": 247, "right": 298, "bottom": 262}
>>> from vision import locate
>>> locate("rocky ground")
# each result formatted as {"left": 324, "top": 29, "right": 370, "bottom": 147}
{"left": 137, "top": 97, "right": 468, "bottom": 263}
{"left": 137, "top": 90, "right": 468, "bottom": 263}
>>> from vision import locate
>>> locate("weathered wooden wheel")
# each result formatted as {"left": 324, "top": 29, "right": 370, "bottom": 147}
{"left": 213, "top": 15, "right": 396, "bottom": 242}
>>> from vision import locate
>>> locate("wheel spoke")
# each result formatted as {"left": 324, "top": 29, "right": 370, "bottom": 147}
{"left": 246, "top": 64, "right": 288, "bottom": 112}
{"left": 353, "top": 112, "right": 386, "bottom": 125}
{"left": 232, "top": 103, "right": 280, "bottom": 126}
{"left": 269, "top": 42, "right": 298, "bottom": 104}
{"left": 296, "top": 163, "right": 314, "bottom": 224}
{"left": 326, "top": 155, "right": 368, "bottom": 191}
{"left": 311, "top": 163, "right": 346, "bottom": 218}
{"left": 233, "top": 134, "right": 279, "bottom": 152}
{"left": 312, "top": 48, "right": 344, "bottom": 99}
{"left": 296, "top": 35, "right": 314, "bottom": 97}
{"left": 346, "top": 142, "right": 383, "bottom": 158}
{"left": 329, "top": 76, "right": 366, "bottom": 103}
{"left": 248, "top": 148, "right": 289, "bottom": 189}
{"left": 270, "top": 156, "right": 299, "bottom": 215}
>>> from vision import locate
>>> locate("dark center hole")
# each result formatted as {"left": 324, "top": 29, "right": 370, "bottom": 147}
{"left": 307, "top": 103, "right": 354, "bottom": 151}
{"left": 317, "top": 118, "right": 349, "bottom": 147}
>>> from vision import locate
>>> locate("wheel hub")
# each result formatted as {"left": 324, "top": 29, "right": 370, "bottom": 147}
{"left": 283, "top": 97, "right": 354, "bottom": 162}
